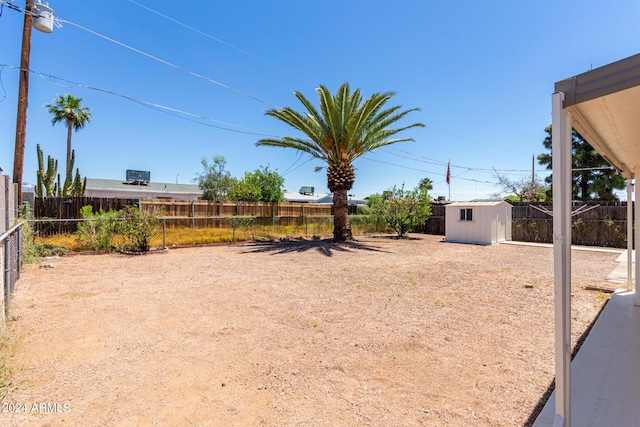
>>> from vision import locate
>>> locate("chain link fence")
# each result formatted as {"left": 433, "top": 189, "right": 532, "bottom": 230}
{"left": 26, "top": 215, "right": 381, "bottom": 253}
{"left": 1, "top": 223, "right": 22, "bottom": 324}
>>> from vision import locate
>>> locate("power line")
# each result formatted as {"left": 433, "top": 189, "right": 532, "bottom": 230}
{"left": 0, "top": 65, "right": 7, "bottom": 102}
{"left": 126, "top": 0, "right": 280, "bottom": 68}
{"left": 382, "top": 147, "right": 549, "bottom": 175}
{"left": 281, "top": 155, "right": 315, "bottom": 177}
{"left": 55, "top": 18, "right": 280, "bottom": 109}
{"left": 2, "top": 1, "right": 281, "bottom": 108}
{"left": 423, "top": 124, "right": 531, "bottom": 155}
{"left": 0, "top": 0, "right": 279, "bottom": 108}
{"left": 280, "top": 151, "right": 306, "bottom": 176}
{"left": 0, "top": 64, "right": 276, "bottom": 136}
{"left": 0, "top": 0, "right": 21, "bottom": 16}
{"left": 362, "top": 156, "right": 494, "bottom": 184}
{"left": 2, "top": 62, "right": 312, "bottom": 178}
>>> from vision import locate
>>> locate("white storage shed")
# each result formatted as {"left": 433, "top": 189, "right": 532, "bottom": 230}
{"left": 445, "top": 201, "right": 512, "bottom": 245}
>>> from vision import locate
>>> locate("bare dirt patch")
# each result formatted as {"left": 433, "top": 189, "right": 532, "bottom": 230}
{"left": 1, "top": 235, "right": 617, "bottom": 426}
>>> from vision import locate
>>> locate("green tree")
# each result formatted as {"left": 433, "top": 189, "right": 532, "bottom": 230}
{"left": 257, "top": 83, "right": 424, "bottom": 242}
{"left": 368, "top": 184, "right": 432, "bottom": 238}
{"left": 45, "top": 94, "right": 92, "bottom": 173}
{"left": 229, "top": 165, "right": 285, "bottom": 202}
{"left": 538, "top": 125, "right": 625, "bottom": 200}
{"left": 196, "top": 155, "right": 237, "bottom": 201}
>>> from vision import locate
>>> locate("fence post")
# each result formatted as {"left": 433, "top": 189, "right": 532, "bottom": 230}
{"left": 627, "top": 185, "right": 633, "bottom": 291}
{"left": 4, "top": 238, "right": 10, "bottom": 317}
{"left": 163, "top": 218, "right": 167, "bottom": 249}
{"left": 232, "top": 218, "right": 236, "bottom": 243}
{"left": 17, "top": 225, "right": 21, "bottom": 279}
{"left": 191, "top": 201, "right": 195, "bottom": 229}
{"left": 303, "top": 205, "right": 308, "bottom": 237}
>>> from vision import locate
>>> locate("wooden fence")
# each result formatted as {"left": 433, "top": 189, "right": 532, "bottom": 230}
{"left": 416, "top": 203, "right": 446, "bottom": 235}
{"left": 30, "top": 198, "right": 632, "bottom": 248}
{"left": 141, "top": 199, "right": 334, "bottom": 218}
{"left": 33, "top": 196, "right": 140, "bottom": 219}
{"left": 31, "top": 197, "right": 337, "bottom": 235}
{"left": 32, "top": 197, "right": 336, "bottom": 219}
{"left": 419, "top": 201, "right": 631, "bottom": 248}
{"left": 510, "top": 201, "right": 629, "bottom": 247}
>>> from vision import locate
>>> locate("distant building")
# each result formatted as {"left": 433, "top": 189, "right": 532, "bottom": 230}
{"left": 85, "top": 178, "right": 201, "bottom": 200}
{"left": 283, "top": 186, "right": 366, "bottom": 206}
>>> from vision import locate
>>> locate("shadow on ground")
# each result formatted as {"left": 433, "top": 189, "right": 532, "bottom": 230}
{"left": 243, "top": 237, "right": 389, "bottom": 257}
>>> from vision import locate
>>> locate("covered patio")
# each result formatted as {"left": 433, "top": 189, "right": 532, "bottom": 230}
{"left": 533, "top": 53, "right": 640, "bottom": 426}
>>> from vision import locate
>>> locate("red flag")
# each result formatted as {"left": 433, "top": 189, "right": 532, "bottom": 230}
{"left": 446, "top": 161, "right": 450, "bottom": 185}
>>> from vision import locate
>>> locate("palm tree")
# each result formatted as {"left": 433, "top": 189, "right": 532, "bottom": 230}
{"left": 257, "top": 83, "right": 424, "bottom": 242}
{"left": 45, "top": 94, "right": 92, "bottom": 174}
{"left": 418, "top": 177, "right": 434, "bottom": 192}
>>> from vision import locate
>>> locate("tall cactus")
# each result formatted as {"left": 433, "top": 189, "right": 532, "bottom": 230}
{"left": 35, "top": 145, "right": 86, "bottom": 197}
{"left": 71, "top": 168, "right": 86, "bottom": 196}
{"left": 61, "top": 149, "right": 73, "bottom": 197}
{"left": 36, "top": 145, "right": 44, "bottom": 197}
{"left": 61, "top": 150, "right": 86, "bottom": 197}
{"left": 35, "top": 144, "right": 58, "bottom": 197}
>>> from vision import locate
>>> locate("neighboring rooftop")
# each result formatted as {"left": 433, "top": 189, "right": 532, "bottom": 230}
{"left": 85, "top": 178, "right": 201, "bottom": 200}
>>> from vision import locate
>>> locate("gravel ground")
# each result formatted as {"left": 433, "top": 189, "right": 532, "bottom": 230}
{"left": 0, "top": 235, "right": 618, "bottom": 426}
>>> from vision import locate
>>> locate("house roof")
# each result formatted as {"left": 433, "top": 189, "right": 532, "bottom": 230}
{"left": 283, "top": 191, "right": 327, "bottom": 203}
{"left": 86, "top": 178, "right": 201, "bottom": 196}
{"left": 555, "top": 53, "right": 640, "bottom": 178}
{"left": 283, "top": 191, "right": 366, "bottom": 205}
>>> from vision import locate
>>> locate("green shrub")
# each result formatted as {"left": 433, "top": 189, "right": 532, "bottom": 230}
{"left": 367, "top": 184, "right": 432, "bottom": 237}
{"left": 116, "top": 205, "right": 160, "bottom": 252}
{"left": 348, "top": 214, "right": 391, "bottom": 234}
{"left": 76, "top": 205, "right": 119, "bottom": 250}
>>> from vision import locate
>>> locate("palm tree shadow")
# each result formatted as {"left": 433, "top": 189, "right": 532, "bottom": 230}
{"left": 243, "top": 238, "right": 389, "bottom": 257}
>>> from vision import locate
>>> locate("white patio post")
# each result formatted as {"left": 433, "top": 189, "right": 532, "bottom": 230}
{"left": 636, "top": 181, "right": 640, "bottom": 306}
{"left": 627, "top": 179, "right": 634, "bottom": 292}
{"left": 552, "top": 91, "right": 572, "bottom": 427}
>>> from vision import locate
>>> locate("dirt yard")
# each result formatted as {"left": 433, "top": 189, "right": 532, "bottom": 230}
{"left": 0, "top": 235, "right": 619, "bottom": 426}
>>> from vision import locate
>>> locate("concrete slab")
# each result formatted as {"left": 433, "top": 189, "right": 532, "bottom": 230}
{"left": 500, "top": 241, "right": 623, "bottom": 254}
{"left": 606, "top": 250, "right": 635, "bottom": 284}
{"left": 615, "top": 250, "right": 636, "bottom": 263}
{"left": 533, "top": 291, "right": 640, "bottom": 427}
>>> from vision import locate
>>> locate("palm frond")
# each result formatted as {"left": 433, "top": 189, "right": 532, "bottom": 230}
{"left": 257, "top": 82, "right": 423, "bottom": 168}
{"left": 256, "top": 137, "right": 326, "bottom": 160}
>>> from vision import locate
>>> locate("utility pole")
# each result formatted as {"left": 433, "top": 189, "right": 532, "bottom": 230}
{"left": 12, "top": 0, "right": 35, "bottom": 205}
{"left": 531, "top": 154, "right": 535, "bottom": 187}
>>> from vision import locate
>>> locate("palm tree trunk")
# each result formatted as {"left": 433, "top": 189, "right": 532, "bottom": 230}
{"left": 66, "top": 119, "right": 73, "bottom": 174}
{"left": 332, "top": 189, "right": 353, "bottom": 242}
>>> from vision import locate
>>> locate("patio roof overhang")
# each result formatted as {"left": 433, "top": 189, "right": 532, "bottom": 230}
{"left": 555, "top": 53, "right": 640, "bottom": 178}
{"left": 548, "top": 52, "right": 640, "bottom": 427}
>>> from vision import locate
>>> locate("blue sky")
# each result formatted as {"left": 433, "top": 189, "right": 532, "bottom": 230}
{"left": 1, "top": 0, "right": 639, "bottom": 201}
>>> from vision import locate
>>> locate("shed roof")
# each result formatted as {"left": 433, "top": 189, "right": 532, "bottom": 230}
{"left": 446, "top": 200, "right": 510, "bottom": 207}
